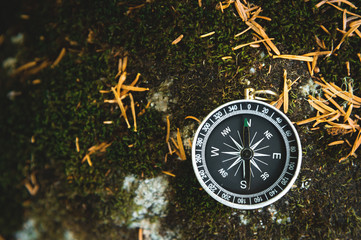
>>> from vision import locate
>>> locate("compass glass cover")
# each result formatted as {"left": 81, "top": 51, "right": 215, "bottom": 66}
{"left": 192, "top": 100, "right": 302, "bottom": 209}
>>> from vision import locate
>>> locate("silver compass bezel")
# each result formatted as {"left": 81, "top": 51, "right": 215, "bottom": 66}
{"left": 192, "top": 99, "right": 302, "bottom": 210}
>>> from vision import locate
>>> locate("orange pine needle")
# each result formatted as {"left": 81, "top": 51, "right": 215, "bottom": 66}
{"left": 51, "top": 48, "right": 66, "bottom": 68}
{"left": 200, "top": 31, "right": 215, "bottom": 38}
{"left": 309, "top": 95, "right": 336, "bottom": 113}
{"left": 283, "top": 70, "right": 289, "bottom": 114}
{"left": 122, "top": 56, "right": 128, "bottom": 72}
{"left": 185, "top": 116, "right": 201, "bottom": 123}
{"left": 111, "top": 87, "right": 131, "bottom": 128}
{"left": 296, "top": 111, "right": 337, "bottom": 125}
{"left": 129, "top": 93, "right": 137, "bottom": 132}
{"left": 14, "top": 61, "right": 37, "bottom": 74}
{"left": 273, "top": 55, "right": 313, "bottom": 62}
{"left": 234, "top": 27, "right": 251, "bottom": 37}
{"left": 303, "top": 51, "right": 332, "bottom": 56}
{"left": 117, "top": 71, "right": 127, "bottom": 96}
{"left": 27, "top": 60, "right": 51, "bottom": 75}
{"left": 234, "top": 0, "right": 248, "bottom": 22}
{"left": 328, "top": 140, "right": 345, "bottom": 146}
{"left": 177, "top": 128, "right": 186, "bottom": 160}
{"left": 162, "top": 171, "right": 176, "bottom": 177}
{"left": 121, "top": 85, "right": 149, "bottom": 92}
{"left": 75, "top": 137, "right": 80, "bottom": 152}
{"left": 233, "top": 38, "right": 274, "bottom": 50}
{"left": 172, "top": 34, "right": 184, "bottom": 45}
{"left": 246, "top": 20, "right": 280, "bottom": 55}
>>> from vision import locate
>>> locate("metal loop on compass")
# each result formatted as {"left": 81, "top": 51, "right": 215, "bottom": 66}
{"left": 244, "top": 88, "right": 278, "bottom": 101}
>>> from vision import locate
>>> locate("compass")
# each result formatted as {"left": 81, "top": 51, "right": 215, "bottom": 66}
{"left": 192, "top": 99, "right": 302, "bottom": 209}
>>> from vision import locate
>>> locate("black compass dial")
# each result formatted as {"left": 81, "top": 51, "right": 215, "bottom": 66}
{"left": 192, "top": 100, "right": 302, "bottom": 209}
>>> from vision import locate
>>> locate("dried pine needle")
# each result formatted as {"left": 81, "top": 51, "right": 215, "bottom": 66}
{"left": 319, "top": 25, "right": 331, "bottom": 35}
{"left": 81, "top": 154, "right": 93, "bottom": 167}
{"left": 221, "top": 56, "right": 232, "bottom": 60}
{"left": 99, "top": 90, "right": 111, "bottom": 94}
{"left": 345, "top": 138, "right": 352, "bottom": 147}
{"left": 170, "top": 137, "right": 179, "bottom": 149}
{"left": 177, "top": 128, "right": 186, "bottom": 160}
{"left": 111, "top": 87, "right": 131, "bottom": 128}
{"left": 340, "top": 129, "right": 361, "bottom": 162}
{"left": 309, "top": 95, "right": 336, "bottom": 113}
{"left": 283, "top": 70, "right": 289, "bottom": 114}
{"left": 103, "top": 121, "right": 114, "bottom": 124}
{"left": 172, "top": 34, "right": 184, "bottom": 45}
{"left": 311, "top": 55, "right": 318, "bottom": 75}
{"left": 162, "top": 171, "right": 176, "bottom": 177}
{"left": 14, "top": 61, "right": 37, "bottom": 74}
{"left": 117, "top": 58, "right": 122, "bottom": 73}
{"left": 27, "top": 60, "right": 51, "bottom": 75}
{"left": 119, "top": 73, "right": 141, "bottom": 96}
{"left": 234, "top": 26, "right": 251, "bottom": 37}
{"left": 246, "top": 20, "right": 280, "bottom": 55}
{"left": 344, "top": 103, "right": 353, "bottom": 123}
{"left": 328, "top": 140, "right": 345, "bottom": 146}
{"left": 129, "top": 93, "right": 137, "bottom": 132}
{"left": 303, "top": 51, "right": 332, "bottom": 56}
{"left": 51, "top": 48, "right": 66, "bottom": 68}
{"left": 273, "top": 54, "right": 313, "bottom": 62}
{"left": 233, "top": 38, "right": 274, "bottom": 50}
{"left": 355, "top": 29, "right": 361, "bottom": 39}
{"left": 316, "top": 0, "right": 327, "bottom": 8}
{"left": 329, "top": 0, "right": 358, "bottom": 9}
{"left": 296, "top": 111, "right": 337, "bottom": 125}
{"left": 121, "top": 85, "right": 149, "bottom": 92}
{"left": 75, "top": 137, "right": 80, "bottom": 152}
{"left": 122, "top": 55, "right": 128, "bottom": 72}
{"left": 335, "top": 19, "right": 361, "bottom": 50}
{"left": 358, "top": 53, "right": 361, "bottom": 62}
{"left": 24, "top": 180, "right": 39, "bottom": 196}
{"left": 255, "top": 15, "right": 271, "bottom": 21}
{"left": 185, "top": 116, "right": 201, "bottom": 123}
{"left": 167, "top": 141, "right": 173, "bottom": 155}
{"left": 117, "top": 71, "right": 127, "bottom": 96}
{"left": 235, "top": 0, "right": 248, "bottom": 22}
{"left": 200, "top": 31, "right": 215, "bottom": 38}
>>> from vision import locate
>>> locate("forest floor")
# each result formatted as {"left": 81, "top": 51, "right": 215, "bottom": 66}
{"left": 1, "top": 0, "right": 361, "bottom": 239}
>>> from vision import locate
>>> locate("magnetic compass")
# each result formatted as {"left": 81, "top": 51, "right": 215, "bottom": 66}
{"left": 192, "top": 99, "right": 302, "bottom": 209}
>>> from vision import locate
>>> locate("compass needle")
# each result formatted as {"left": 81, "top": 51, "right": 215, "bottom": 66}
{"left": 192, "top": 99, "right": 302, "bottom": 209}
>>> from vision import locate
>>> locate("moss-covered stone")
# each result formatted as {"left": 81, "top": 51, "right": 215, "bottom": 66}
{"left": 1, "top": 0, "right": 361, "bottom": 239}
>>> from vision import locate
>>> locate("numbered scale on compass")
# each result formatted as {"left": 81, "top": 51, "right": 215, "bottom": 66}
{"left": 192, "top": 100, "right": 302, "bottom": 209}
